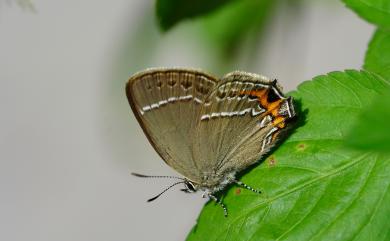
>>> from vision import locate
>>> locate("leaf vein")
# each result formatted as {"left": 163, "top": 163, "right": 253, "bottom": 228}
{"left": 352, "top": 171, "right": 390, "bottom": 240}
{"left": 328, "top": 74, "right": 363, "bottom": 108}
{"left": 275, "top": 182, "right": 329, "bottom": 241}
{"left": 212, "top": 153, "right": 370, "bottom": 239}
{"left": 309, "top": 155, "right": 377, "bottom": 240}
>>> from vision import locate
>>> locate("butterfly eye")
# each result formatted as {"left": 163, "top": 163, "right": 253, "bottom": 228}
{"left": 185, "top": 182, "right": 196, "bottom": 192}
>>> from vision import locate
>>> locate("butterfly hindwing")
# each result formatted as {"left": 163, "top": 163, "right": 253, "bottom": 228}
{"left": 193, "top": 71, "right": 295, "bottom": 180}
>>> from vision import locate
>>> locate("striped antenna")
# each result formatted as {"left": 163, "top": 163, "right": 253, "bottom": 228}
{"left": 146, "top": 181, "right": 185, "bottom": 202}
{"left": 131, "top": 172, "right": 185, "bottom": 181}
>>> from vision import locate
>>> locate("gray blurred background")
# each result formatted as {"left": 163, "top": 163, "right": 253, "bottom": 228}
{"left": 0, "top": 0, "right": 373, "bottom": 240}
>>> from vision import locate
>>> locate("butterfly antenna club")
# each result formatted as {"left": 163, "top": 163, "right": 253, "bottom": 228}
{"left": 147, "top": 181, "right": 186, "bottom": 202}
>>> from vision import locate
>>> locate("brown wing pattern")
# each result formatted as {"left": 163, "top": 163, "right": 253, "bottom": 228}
{"left": 126, "top": 68, "right": 219, "bottom": 182}
{"left": 193, "top": 71, "right": 295, "bottom": 181}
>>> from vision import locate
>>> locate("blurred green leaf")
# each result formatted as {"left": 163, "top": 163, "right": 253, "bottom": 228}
{"left": 364, "top": 28, "right": 390, "bottom": 80}
{"left": 156, "top": 0, "right": 233, "bottom": 31}
{"left": 342, "top": 0, "right": 390, "bottom": 29}
{"left": 200, "top": 0, "right": 274, "bottom": 57}
{"left": 345, "top": 87, "right": 390, "bottom": 153}
{"left": 155, "top": 0, "right": 275, "bottom": 67}
{"left": 187, "top": 70, "right": 390, "bottom": 241}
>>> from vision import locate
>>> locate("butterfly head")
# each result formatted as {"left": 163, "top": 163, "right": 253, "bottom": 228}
{"left": 181, "top": 180, "right": 198, "bottom": 193}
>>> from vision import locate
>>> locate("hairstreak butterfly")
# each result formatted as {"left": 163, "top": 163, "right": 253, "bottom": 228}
{"left": 126, "top": 68, "right": 296, "bottom": 216}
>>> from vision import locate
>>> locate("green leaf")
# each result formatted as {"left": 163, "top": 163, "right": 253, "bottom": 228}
{"left": 345, "top": 87, "right": 390, "bottom": 153}
{"left": 155, "top": 0, "right": 275, "bottom": 64}
{"left": 156, "top": 0, "right": 233, "bottom": 31}
{"left": 187, "top": 70, "right": 390, "bottom": 241}
{"left": 364, "top": 28, "right": 390, "bottom": 80}
{"left": 342, "top": 0, "right": 390, "bottom": 29}
{"left": 200, "top": 0, "right": 274, "bottom": 57}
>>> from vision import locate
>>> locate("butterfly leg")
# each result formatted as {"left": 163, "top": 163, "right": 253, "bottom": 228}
{"left": 205, "top": 192, "right": 228, "bottom": 217}
{"left": 233, "top": 180, "right": 262, "bottom": 194}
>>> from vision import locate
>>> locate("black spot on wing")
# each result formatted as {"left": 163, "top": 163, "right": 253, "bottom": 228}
{"left": 267, "top": 88, "right": 281, "bottom": 103}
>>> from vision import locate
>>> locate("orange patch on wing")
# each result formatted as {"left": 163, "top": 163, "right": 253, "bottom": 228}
{"left": 272, "top": 116, "right": 286, "bottom": 128}
{"left": 268, "top": 100, "right": 283, "bottom": 115}
{"left": 251, "top": 89, "right": 267, "bottom": 98}
{"left": 241, "top": 88, "right": 287, "bottom": 129}
{"left": 240, "top": 89, "right": 267, "bottom": 99}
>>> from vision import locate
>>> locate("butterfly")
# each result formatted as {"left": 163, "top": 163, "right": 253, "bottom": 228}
{"left": 126, "top": 68, "right": 296, "bottom": 216}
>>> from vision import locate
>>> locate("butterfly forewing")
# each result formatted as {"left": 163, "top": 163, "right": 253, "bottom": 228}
{"left": 126, "top": 69, "right": 219, "bottom": 182}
